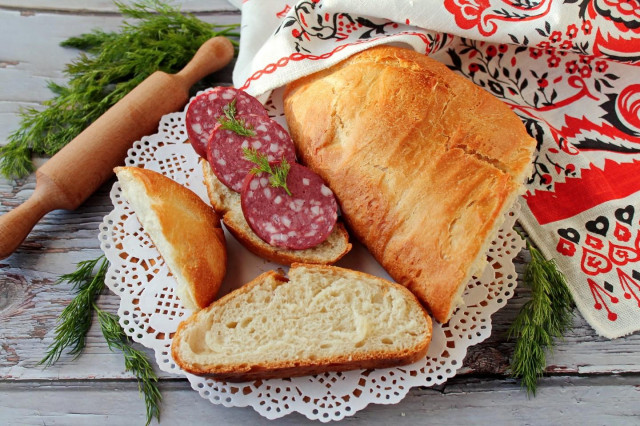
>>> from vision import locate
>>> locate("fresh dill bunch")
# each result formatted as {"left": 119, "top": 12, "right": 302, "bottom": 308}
{"left": 0, "top": 0, "right": 240, "bottom": 178}
{"left": 243, "top": 147, "right": 293, "bottom": 196}
{"left": 218, "top": 99, "right": 256, "bottom": 136}
{"left": 509, "top": 235, "right": 574, "bottom": 396}
{"left": 39, "top": 255, "right": 108, "bottom": 366}
{"left": 96, "top": 308, "right": 161, "bottom": 426}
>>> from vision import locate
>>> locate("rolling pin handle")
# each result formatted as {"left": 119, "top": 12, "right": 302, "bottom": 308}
{"left": 176, "top": 36, "right": 235, "bottom": 88}
{"left": 0, "top": 180, "right": 59, "bottom": 260}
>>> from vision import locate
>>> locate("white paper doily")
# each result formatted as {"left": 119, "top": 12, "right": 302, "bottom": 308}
{"left": 99, "top": 98, "right": 524, "bottom": 422}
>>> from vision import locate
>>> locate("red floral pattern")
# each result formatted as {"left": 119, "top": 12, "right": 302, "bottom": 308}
{"left": 444, "top": 0, "right": 554, "bottom": 36}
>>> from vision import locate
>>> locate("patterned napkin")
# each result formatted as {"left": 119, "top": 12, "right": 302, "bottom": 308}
{"left": 229, "top": 0, "right": 640, "bottom": 339}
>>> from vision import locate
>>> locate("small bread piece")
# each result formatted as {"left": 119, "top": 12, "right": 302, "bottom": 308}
{"left": 171, "top": 263, "right": 432, "bottom": 381}
{"left": 284, "top": 45, "right": 536, "bottom": 323}
{"left": 201, "top": 159, "right": 351, "bottom": 265}
{"left": 115, "top": 166, "right": 226, "bottom": 310}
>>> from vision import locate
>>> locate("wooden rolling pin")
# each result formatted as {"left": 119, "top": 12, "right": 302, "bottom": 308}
{"left": 0, "top": 36, "right": 234, "bottom": 260}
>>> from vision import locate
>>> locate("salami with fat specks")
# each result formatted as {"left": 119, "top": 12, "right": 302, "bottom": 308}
{"left": 241, "top": 163, "right": 338, "bottom": 250}
{"left": 207, "top": 114, "right": 297, "bottom": 192}
{"left": 186, "top": 87, "right": 268, "bottom": 158}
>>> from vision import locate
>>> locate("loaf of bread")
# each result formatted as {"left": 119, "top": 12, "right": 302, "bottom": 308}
{"left": 284, "top": 46, "right": 536, "bottom": 323}
{"left": 201, "top": 159, "right": 351, "bottom": 265}
{"left": 115, "top": 166, "right": 226, "bottom": 310}
{"left": 171, "top": 263, "right": 432, "bottom": 381}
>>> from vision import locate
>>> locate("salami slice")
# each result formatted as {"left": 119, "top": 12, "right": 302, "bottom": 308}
{"left": 241, "top": 163, "right": 338, "bottom": 250}
{"left": 207, "top": 114, "right": 296, "bottom": 192}
{"left": 186, "top": 87, "right": 268, "bottom": 158}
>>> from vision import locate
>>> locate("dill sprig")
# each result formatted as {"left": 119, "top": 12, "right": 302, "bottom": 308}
{"left": 218, "top": 99, "right": 256, "bottom": 136}
{"left": 509, "top": 234, "right": 574, "bottom": 396}
{"left": 39, "top": 256, "right": 108, "bottom": 366}
{"left": 0, "top": 0, "right": 240, "bottom": 178}
{"left": 40, "top": 254, "right": 162, "bottom": 425}
{"left": 243, "top": 147, "right": 293, "bottom": 196}
{"left": 96, "top": 308, "right": 161, "bottom": 426}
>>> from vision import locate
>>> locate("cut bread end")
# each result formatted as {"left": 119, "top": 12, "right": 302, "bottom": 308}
{"left": 443, "top": 150, "right": 533, "bottom": 322}
{"left": 171, "top": 263, "right": 432, "bottom": 381}
{"left": 114, "top": 166, "right": 227, "bottom": 310}
{"left": 201, "top": 158, "right": 351, "bottom": 265}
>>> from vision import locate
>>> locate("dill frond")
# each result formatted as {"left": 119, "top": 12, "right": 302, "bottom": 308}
{"left": 243, "top": 148, "right": 292, "bottom": 196}
{"left": 217, "top": 99, "right": 256, "bottom": 136}
{"left": 39, "top": 256, "right": 108, "bottom": 366}
{"left": 96, "top": 308, "right": 161, "bottom": 425}
{"left": 509, "top": 234, "right": 574, "bottom": 396}
{"left": 41, "top": 253, "right": 163, "bottom": 424}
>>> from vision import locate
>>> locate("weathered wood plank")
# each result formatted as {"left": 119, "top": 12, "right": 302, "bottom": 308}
{"left": 1, "top": 376, "right": 639, "bottom": 424}
{"left": 468, "top": 280, "right": 640, "bottom": 376}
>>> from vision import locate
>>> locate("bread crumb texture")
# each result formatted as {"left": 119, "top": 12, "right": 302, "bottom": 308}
{"left": 172, "top": 264, "right": 431, "bottom": 379}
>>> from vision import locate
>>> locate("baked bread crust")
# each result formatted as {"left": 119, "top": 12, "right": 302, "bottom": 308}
{"left": 114, "top": 166, "right": 226, "bottom": 310}
{"left": 201, "top": 158, "right": 351, "bottom": 265}
{"left": 171, "top": 263, "right": 432, "bottom": 381}
{"left": 283, "top": 45, "right": 535, "bottom": 323}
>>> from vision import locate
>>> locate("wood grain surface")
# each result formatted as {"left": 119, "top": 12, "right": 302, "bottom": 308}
{"left": 1, "top": 2, "right": 639, "bottom": 424}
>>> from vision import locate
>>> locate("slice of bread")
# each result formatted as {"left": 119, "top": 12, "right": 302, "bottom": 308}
{"left": 115, "top": 166, "right": 226, "bottom": 310}
{"left": 201, "top": 159, "right": 351, "bottom": 265}
{"left": 171, "top": 263, "right": 432, "bottom": 381}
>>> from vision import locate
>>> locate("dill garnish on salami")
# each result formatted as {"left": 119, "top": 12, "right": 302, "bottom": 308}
{"left": 243, "top": 148, "right": 292, "bottom": 196}
{"left": 240, "top": 158, "right": 339, "bottom": 250}
{"left": 186, "top": 87, "right": 268, "bottom": 158}
{"left": 217, "top": 99, "right": 257, "bottom": 137}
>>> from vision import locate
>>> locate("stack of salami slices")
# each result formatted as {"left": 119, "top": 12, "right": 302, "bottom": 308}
{"left": 185, "top": 87, "right": 338, "bottom": 250}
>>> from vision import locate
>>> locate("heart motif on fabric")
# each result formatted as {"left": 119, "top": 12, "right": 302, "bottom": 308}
{"left": 558, "top": 227, "right": 581, "bottom": 243}
{"left": 615, "top": 205, "right": 635, "bottom": 225}
{"left": 586, "top": 216, "right": 609, "bottom": 237}
{"left": 557, "top": 238, "right": 576, "bottom": 256}
{"left": 586, "top": 234, "right": 604, "bottom": 250}
{"left": 581, "top": 247, "right": 613, "bottom": 276}
{"left": 614, "top": 222, "right": 632, "bottom": 242}
{"left": 609, "top": 242, "right": 640, "bottom": 266}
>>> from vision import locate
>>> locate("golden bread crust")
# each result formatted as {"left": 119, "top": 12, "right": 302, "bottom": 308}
{"left": 115, "top": 166, "right": 226, "bottom": 309}
{"left": 171, "top": 264, "right": 432, "bottom": 381}
{"left": 283, "top": 45, "right": 535, "bottom": 323}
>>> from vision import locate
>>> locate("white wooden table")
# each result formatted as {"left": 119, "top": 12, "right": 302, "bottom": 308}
{"left": 1, "top": 1, "right": 639, "bottom": 424}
